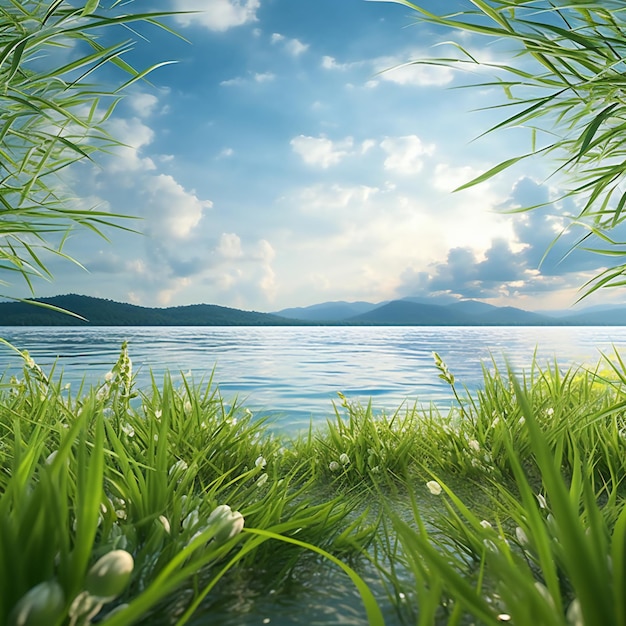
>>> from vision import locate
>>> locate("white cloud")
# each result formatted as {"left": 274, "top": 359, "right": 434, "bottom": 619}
{"left": 217, "top": 233, "right": 243, "bottom": 259}
{"left": 218, "top": 147, "right": 234, "bottom": 158}
{"left": 157, "top": 277, "right": 191, "bottom": 305}
{"left": 290, "top": 135, "right": 354, "bottom": 168}
{"left": 297, "top": 183, "right": 380, "bottom": 215}
{"left": 254, "top": 72, "right": 275, "bottom": 83}
{"left": 270, "top": 31, "right": 309, "bottom": 56}
{"left": 380, "top": 135, "right": 435, "bottom": 175}
{"left": 433, "top": 163, "right": 481, "bottom": 192}
{"left": 171, "top": 0, "right": 260, "bottom": 31}
{"left": 105, "top": 117, "right": 156, "bottom": 172}
{"left": 128, "top": 93, "right": 159, "bottom": 118}
{"left": 321, "top": 55, "right": 352, "bottom": 71}
{"left": 220, "top": 71, "right": 275, "bottom": 86}
{"left": 373, "top": 54, "right": 455, "bottom": 87}
{"left": 143, "top": 174, "right": 212, "bottom": 239}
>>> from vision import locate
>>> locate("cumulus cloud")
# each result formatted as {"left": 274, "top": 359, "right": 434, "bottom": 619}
{"left": 394, "top": 177, "right": 613, "bottom": 301}
{"left": 171, "top": 0, "right": 260, "bottom": 31}
{"left": 142, "top": 174, "right": 212, "bottom": 240}
{"left": 127, "top": 93, "right": 159, "bottom": 118}
{"left": 380, "top": 135, "right": 435, "bottom": 174}
{"left": 217, "top": 233, "right": 243, "bottom": 259}
{"left": 271, "top": 33, "right": 309, "bottom": 56}
{"left": 321, "top": 55, "right": 353, "bottom": 71}
{"left": 105, "top": 117, "right": 156, "bottom": 172}
{"left": 290, "top": 135, "right": 354, "bottom": 168}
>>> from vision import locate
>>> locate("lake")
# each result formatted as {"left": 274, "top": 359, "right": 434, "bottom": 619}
{"left": 1, "top": 325, "right": 624, "bottom": 431}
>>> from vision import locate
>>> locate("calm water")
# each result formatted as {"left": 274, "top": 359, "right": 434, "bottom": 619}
{"left": 0, "top": 325, "right": 624, "bottom": 430}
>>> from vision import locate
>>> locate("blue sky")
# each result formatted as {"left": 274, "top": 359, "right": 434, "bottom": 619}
{"left": 26, "top": 0, "right": 624, "bottom": 312}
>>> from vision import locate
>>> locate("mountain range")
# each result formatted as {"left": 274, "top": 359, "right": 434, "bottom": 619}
{"left": 274, "top": 296, "right": 626, "bottom": 325}
{"left": 0, "top": 294, "right": 625, "bottom": 326}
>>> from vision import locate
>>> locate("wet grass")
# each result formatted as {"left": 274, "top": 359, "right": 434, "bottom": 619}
{"left": 1, "top": 343, "right": 626, "bottom": 625}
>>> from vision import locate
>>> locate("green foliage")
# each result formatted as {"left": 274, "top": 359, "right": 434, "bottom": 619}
{"left": 4, "top": 343, "right": 626, "bottom": 623}
{"left": 0, "top": 294, "right": 302, "bottom": 325}
{"left": 374, "top": 352, "right": 626, "bottom": 625}
{"left": 0, "top": 1, "right": 177, "bottom": 293}
{"left": 0, "top": 348, "right": 381, "bottom": 625}
{"left": 388, "top": 0, "right": 626, "bottom": 297}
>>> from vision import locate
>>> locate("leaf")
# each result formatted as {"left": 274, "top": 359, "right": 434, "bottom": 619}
{"left": 454, "top": 155, "right": 529, "bottom": 192}
{"left": 81, "top": 0, "right": 100, "bottom": 16}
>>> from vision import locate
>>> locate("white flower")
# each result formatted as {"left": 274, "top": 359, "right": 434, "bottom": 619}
{"left": 182, "top": 509, "right": 200, "bottom": 531}
{"left": 45, "top": 450, "right": 58, "bottom": 465}
{"left": 9, "top": 581, "right": 65, "bottom": 626}
{"left": 85, "top": 550, "right": 134, "bottom": 601}
{"left": 518, "top": 416, "right": 526, "bottom": 426}
{"left": 480, "top": 520, "right": 492, "bottom": 529}
{"left": 468, "top": 439, "right": 480, "bottom": 453}
{"left": 329, "top": 461, "right": 340, "bottom": 472}
{"left": 104, "top": 371, "right": 114, "bottom": 382}
{"left": 256, "top": 473, "right": 268, "bottom": 488}
{"left": 96, "top": 383, "right": 111, "bottom": 401}
{"left": 169, "top": 459, "right": 188, "bottom": 475}
{"left": 158, "top": 515, "right": 171, "bottom": 534}
{"left": 536, "top": 493, "right": 547, "bottom": 509}
{"left": 339, "top": 453, "right": 350, "bottom": 465}
{"left": 121, "top": 422, "right": 135, "bottom": 438}
{"left": 566, "top": 598, "right": 583, "bottom": 626}
{"left": 426, "top": 480, "right": 442, "bottom": 495}
{"left": 255, "top": 456, "right": 267, "bottom": 469}
{"left": 207, "top": 504, "right": 245, "bottom": 543}
{"left": 515, "top": 526, "right": 529, "bottom": 545}
{"left": 546, "top": 407, "right": 554, "bottom": 417}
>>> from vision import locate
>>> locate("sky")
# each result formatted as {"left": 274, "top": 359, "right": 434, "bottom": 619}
{"left": 20, "top": 0, "right": 626, "bottom": 312}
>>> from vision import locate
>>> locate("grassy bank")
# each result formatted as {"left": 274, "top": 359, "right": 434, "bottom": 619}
{"left": 1, "top": 343, "right": 625, "bottom": 625}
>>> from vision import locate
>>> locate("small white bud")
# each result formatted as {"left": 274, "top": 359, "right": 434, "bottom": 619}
{"left": 426, "top": 480, "right": 442, "bottom": 495}
{"left": 9, "top": 581, "right": 65, "bottom": 626}
{"left": 85, "top": 550, "right": 134, "bottom": 600}
{"left": 207, "top": 504, "right": 245, "bottom": 543}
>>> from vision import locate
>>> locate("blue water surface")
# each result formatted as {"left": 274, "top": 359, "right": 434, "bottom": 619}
{"left": 0, "top": 325, "right": 623, "bottom": 431}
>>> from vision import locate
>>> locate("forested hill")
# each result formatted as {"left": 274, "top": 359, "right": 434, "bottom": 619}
{"left": 0, "top": 295, "right": 299, "bottom": 326}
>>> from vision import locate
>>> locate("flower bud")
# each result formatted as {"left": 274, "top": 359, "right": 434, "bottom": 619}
{"left": 207, "top": 504, "right": 245, "bottom": 543}
{"left": 426, "top": 480, "right": 442, "bottom": 495}
{"left": 9, "top": 580, "right": 65, "bottom": 626}
{"left": 85, "top": 550, "right": 134, "bottom": 600}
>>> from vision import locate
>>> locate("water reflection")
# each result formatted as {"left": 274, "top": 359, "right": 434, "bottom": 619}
{"left": 0, "top": 326, "right": 623, "bottom": 430}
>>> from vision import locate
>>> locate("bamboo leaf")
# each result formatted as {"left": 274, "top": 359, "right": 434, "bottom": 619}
{"left": 81, "top": 0, "right": 100, "bottom": 17}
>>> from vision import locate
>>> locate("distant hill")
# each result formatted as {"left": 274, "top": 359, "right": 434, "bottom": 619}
{"left": 344, "top": 300, "right": 560, "bottom": 325}
{"left": 0, "top": 295, "right": 300, "bottom": 326}
{"left": 274, "top": 301, "right": 379, "bottom": 322}
{"left": 1, "top": 294, "right": 625, "bottom": 326}
{"left": 347, "top": 300, "right": 467, "bottom": 325}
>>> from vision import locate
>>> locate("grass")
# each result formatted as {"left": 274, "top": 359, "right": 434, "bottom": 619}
{"left": 1, "top": 343, "right": 626, "bottom": 625}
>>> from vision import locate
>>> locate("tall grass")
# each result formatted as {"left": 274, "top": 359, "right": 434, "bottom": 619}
{"left": 2, "top": 345, "right": 626, "bottom": 624}
{"left": 0, "top": 344, "right": 382, "bottom": 625}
